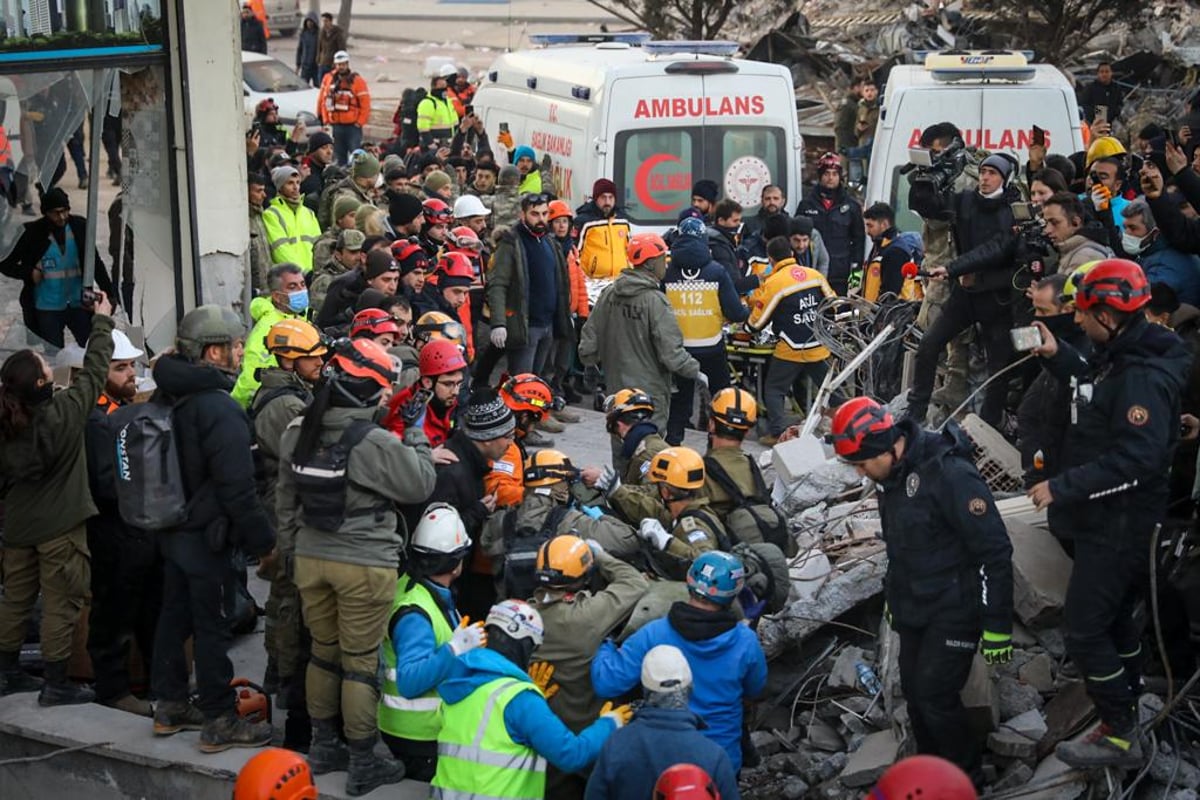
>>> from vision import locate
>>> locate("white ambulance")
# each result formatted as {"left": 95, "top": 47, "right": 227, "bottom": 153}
{"left": 471, "top": 34, "right": 804, "bottom": 230}
{"left": 864, "top": 51, "right": 1086, "bottom": 231}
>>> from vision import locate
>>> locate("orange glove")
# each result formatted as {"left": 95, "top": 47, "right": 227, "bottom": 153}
{"left": 599, "top": 700, "right": 633, "bottom": 729}
{"left": 1090, "top": 184, "right": 1113, "bottom": 212}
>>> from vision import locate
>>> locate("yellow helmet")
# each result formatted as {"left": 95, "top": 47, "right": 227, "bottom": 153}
{"left": 535, "top": 535, "right": 594, "bottom": 588}
{"left": 603, "top": 388, "right": 655, "bottom": 433}
{"left": 265, "top": 318, "right": 328, "bottom": 359}
{"left": 710, "top": 387, "right": 757, "bottom": 431}
{"left": 647, "top": 446, "right": 706, "bottom": 490}
{"left": 1085, "top": 136, "right": 1126, "bottom": 169}
{"left": 413, "top": 311, "right": 465, "bottom": 347}
{"left": 523, "top": 449, "right": 579, "bottom": 488}
{"left": 1061, "top": 260, "right": 1102, "bottom": 304}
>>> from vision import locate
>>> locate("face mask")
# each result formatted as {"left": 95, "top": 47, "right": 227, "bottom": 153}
{"left": 1121, "top": 231, "right": 1150, "bottom": 255}
{"left": 287, "top": 289, "right": 309, "bottom": 313}
{"left": 432, "top": 88, "right": 446, "bottom": 99}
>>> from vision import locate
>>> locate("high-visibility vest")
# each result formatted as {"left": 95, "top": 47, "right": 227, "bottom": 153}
{"left": 262, "top": 197, "right": 321, "bottom": 272}
{"left": 416, "top": 95, "right": 459, "bottom": 135}
{"left": 430, "top": 677, "right": 546, "bottom": 800}
{"left": 664, "top": 273, "right": 725, "bottom": 349}
{"left": 378, "top": 577, "right": 455, "bottom": 741}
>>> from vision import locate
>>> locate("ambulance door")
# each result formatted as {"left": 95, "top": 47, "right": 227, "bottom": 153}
{"left": 698, "top": 73, "right": 789, "bottom": 218}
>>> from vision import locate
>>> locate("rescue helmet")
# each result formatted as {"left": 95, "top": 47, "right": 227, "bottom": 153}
{"left": 827, "top": 397, "right": 897, "bottom": 462}
{"left": 524, "top": 449, "right": 579, "bottom": 488}
{"left": 350, "top": 308, "right": 401, "bottom": 340}
{"left": 448, "top": 225, "right": 482, "bottom": 253}
{"left": 817, "top": 151, "right": 843, "bottom": 175}
{"left": 437, "top": 62, "right": 458, "bottom": 79}
{"left": 255, "top": 98, "right": 279, "bottom": 116}
{"left": 501, "top": 373, "right": 555, "bottom": 418}
{"left": 409, "top": 502, "right": 471, "bottom": 575}
{"left": 535, "top": 535, "right": 594, "bottom": 588}
{"left": 266, "top": 318, "right": 328, "bottom": 359}
{"left": 1073, "top": 258, "right": 1151, "bottom": 314}
{"left": 328, "top": 337, "right": 396, "bottom": 390}
{"left": 627, "top": 232, "right": 668, "bottom": 267}
{"left": 177, "top": 304, "right": 245, "bottom": 361}
{"left": 709, "top": 387, "right": 757, "bottom": 431}
{"left": 548, "top": 199, "right": 574, "bottom": 221}
{"left": 603, "top": 388, "right": 655, "bottom": 432}
{"left": 653, "top": 764, "right": 719, "bottom": 800}
{"left": 391, "top": 238, "right": 429, "bottom": 269}
{"left": 647, "top": 447, "right": 706, "bottom": 491}
{"left": 485, "top": 599, "right": 544, "bottom": 647}
{"left": 234, "top": 747, "right": 318, "bottom": 800}
{"left": 686, "top": 551, "right": 744, "bottom": 607}
{"left": 870, "top": 755, "right": 977, "bottom": 800}
{"left": 421, "top": 198, "right": 453, "bottom": 225}
{"left": 418, "top": 338, "right": 468, "bottom": 377}
{"left": 1085, "top": 135, "right": 1127, "bottom": 169}
{"left": 413, "top": 310, "right": 465, "bottom": 347}
{"left": 437, "top": 251, "right": 475, "bottom": 283}
{"left": 1061, "top": 260, "right": 1101, "bottom": 304}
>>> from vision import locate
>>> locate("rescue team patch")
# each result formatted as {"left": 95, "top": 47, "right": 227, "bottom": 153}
{"left": 687, "top": 530, "right": 709, "bottom": 544}
{"left": 906, "top": 473, "right": 920, "bottom": 497}
{"left": 968, "top": 497, "right": 988, "bottom": 516}
{"left": 640, "top": 460, "right": 652, "bottom": 476}
{"left": 1127, "top": 405, "right": 1149, "bottom": 426}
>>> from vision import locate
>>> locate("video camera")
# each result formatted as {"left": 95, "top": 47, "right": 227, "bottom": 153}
{"left": 903, "top": 138, "right": 968, "bottom": 220}
{"left": 1010, "top": 201, "right": 1054, "bottom": 284}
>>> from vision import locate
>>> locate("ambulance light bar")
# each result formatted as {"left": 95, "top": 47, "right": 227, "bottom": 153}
{"left": 643, "top": 40, "right": 740, "bottom": 58}
{"left": 923, "top": 50, "right": 1036, "bottom": 82}
{"left": 664, "top": 61, "right": 739, "bottom": 75}
{"left": 528, "top": 33, "right": 652, "bottom": 47}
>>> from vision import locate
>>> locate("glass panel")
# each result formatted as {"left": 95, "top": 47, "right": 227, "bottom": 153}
{"left": 243, "top": 57, "right": 309, "bottom": 94}
{"left": 715, "top": 126, "right": 784, "bottom": 213}
{"left": 616, "top": 127, "right": 695, "bottom": 226}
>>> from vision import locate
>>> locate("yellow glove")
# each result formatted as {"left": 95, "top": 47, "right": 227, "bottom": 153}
{"left": 528, "top": 661, "right": 559, "bottom": 700}
{"left": 599, "top": 700, "right": 633, "bottom": 729}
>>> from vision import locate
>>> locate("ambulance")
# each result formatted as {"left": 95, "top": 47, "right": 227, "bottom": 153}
{"left": 864, "top": 50, "right": 1086, "bottom": 231}
{"left": 471, "top": 34, "right": 804, "bottom": 230}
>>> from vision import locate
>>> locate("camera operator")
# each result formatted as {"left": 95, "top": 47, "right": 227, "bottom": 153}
{"left": 1042, "top": 194, "right": 1113, "bottom": 273}
{"left": 908, "top": 154, "right": 1022, "bottom": 426}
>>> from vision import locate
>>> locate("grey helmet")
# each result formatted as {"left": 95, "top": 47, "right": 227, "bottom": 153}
{"left": 177, "top": 304, "right": 247, "bottom": 361}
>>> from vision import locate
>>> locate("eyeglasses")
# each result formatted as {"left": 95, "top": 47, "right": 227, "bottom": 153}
{"left": 436, "top": 378, "right": 465, "bottom": 390}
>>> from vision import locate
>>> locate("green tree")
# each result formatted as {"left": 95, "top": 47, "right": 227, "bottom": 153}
{"left": 585, "top": 0, "right": 741, "bottom": 41}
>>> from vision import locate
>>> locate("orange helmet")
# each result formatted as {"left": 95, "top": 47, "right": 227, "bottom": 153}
{"left": 266, "top": 318, "right": 328, "bottom": 359}
{"left": 422, "top": 198, "right": 453, "bottom": 225}
{"left": 827, "top": 397, "right": 896, "bottom": 462}
{"left": 1073, "top": 258, "right": 1151, "bottom": 313}
{"left": 548, "top": 199, "right": 574, "bottom": 221}
{"left": 329, "top": 338, "right": 396, "bottom": 389}
{"left": 413, "top": 310, "right": 465, "bottom": 347}
{"left": 500, "top": 373, "right": 555, "bottom": 418}
{"left": 438, "top": 251, "right": 476, "bottom": 285}
{"left": 535, "top": 534, "right": 594, "bottom": 588}
{"left": 231, "top": 678, "right": 272, "bottom": 724}
{"left": 350, "top": 308, "right": 401, "bottom": 339}
{"left": 627, "top": 232, "right": 668, "bottom": 267}
{"left": 234, "top": 747, "right": 318, "bottom": 800}
{"left": 419, "top": 338, "right": 468, "bottom": 377}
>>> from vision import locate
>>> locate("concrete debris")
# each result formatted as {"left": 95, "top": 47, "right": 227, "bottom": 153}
{"left": 998, "top": 676, "right": 1045, "bottom": 721}
{"left": 838, "top": 730, "right": 899, "bottom": 788}
{"left": 1019, "top": 653, "right": 1056, "bottom": 694}
{"left": 789, "top": 549, "right": 833, "bottom": 602}
{"left": 1007, "top": 519, "right": 1073, "bottom": 629}
{"left": 994, "top": 762, "right": 1035, "bottom": 793}
{"left": 759, "top": 558, "right": 886, "bottom": 659}
{"left": 1149, "top": 743, "right": 1200, "bottom": 790}
{"left": 1140, "top": 692, "right": 1166, "bottom": 726}
{"left": 1025, "top": 753, "right": 1087, "bottom": 800}
{"left": 775, "top": 456, "right": 863, "bottom": 514}
{"left": 987, "top": 729, "right": 1038, "bottom": 759}
{"left": 1005, "top": 708, "right": 1050, "bottom": 741}
{"left": 827, "top": 646, "right": 869, "bottom": 690}
{"left": 807, "top": 715, "right": 847, "bottom": 753}
{"left": 961, "top": 654, "right": 1000, "bottom": 731}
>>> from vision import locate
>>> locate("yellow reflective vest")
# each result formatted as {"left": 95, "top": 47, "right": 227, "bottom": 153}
{"left": 262, "top": 196, "right": 321, "bottom": 273}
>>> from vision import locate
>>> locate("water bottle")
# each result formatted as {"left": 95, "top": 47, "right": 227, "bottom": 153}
{"left": 855, "top": 662, "right": 881, "bottom": 696}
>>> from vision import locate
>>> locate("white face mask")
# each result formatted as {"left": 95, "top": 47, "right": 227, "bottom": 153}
{"left": 1122, "top": 230, "right": 1152, "bottom": 255}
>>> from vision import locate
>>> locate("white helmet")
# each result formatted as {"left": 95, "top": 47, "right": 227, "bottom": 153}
{"left": 411, "top": 503, "right": 471, "bottom": 558}
{"left": 437, "top": 63, "right": 459, "bottom": 79}
{"left": 641, "top": 645, "right": 693, "bottom": 692}
{"left": 333, "top": 50, "right": 350, "bottom": 64}
{"left": 485, "top": 599, "right": 544, "bottom": 647}
{"left": 453, "top": 194, "right": 491, "bottom": 220}
{"left": 111, "top": 329, "right": 144, "bottom": 361}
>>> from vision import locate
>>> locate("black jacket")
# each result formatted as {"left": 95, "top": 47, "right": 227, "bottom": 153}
{"left": 1044, "top": 316, "right": 1192, "bottom": 543}
{"left": 430, "top": 430, "right": 493, "bottom": 539}
{"left": 1079, "top": 80, "right": 1124, "bottom": 125}
{"left": 795, "top": 186, "right": 864, "bottom": 286}
{"left": 878, "top": 418, "right": 1014, "bottom": 634}
{"left": 706, "top": 228, "right": 758, "bottom": 295}
{"left": 241, "top": 16, "right": 268, "bottom": 54}
{"left": 1016, "top": 315, "right": 1091, "bottom": 488}
{"left": 945, "top": 186, "right": 1020, "bottom": 294}
{"left": 1148, "top": 166, "right": 1200, "bottom": 256}
{"left": 151, "top": 354, "right": 275, "bottom": 560}
{"left": 316, "top": 268, "right": 367, "bottom": 330}
{"left": 868, "top": 227, "right": 912, "bottom": 298}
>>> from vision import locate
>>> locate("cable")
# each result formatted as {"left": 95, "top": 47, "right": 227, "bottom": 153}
{"left": 937, "top": 353, "right": 1035, "bottom": 429}
{"left": 1151, "top": 523, "right": 1175, "bottom": 713}
{"left": 0, "top": 741, "right": 113, "bottom": 767}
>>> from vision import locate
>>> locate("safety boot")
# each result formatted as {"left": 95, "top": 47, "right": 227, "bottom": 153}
{"left": 345, "top": 735, "right": 406, "bottom": 797}
{"left": 198, "top": 710, "right": 272, "bottom": 753}
{"left": 538, "top": 415, "right": 565, "bottom": 433}
{"left": 307, "top": 716, "right": 349, "bottom": 774}
{"left": 0, "top": 650, "right": 42, "bottom": 695}
{"left": 1056, "top": 723, "right": 1144, "bottom": 770}
{"left": 37, "top": 660, "right": 95, "bottom": 706}
{"left": 105, "top": 693, "right": 153, "bottom": 717}
{"left": 154, "top": 699, "right": 205, "bottom": 735}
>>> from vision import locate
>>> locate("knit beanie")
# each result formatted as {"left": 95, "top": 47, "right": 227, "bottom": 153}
{"left": 512, "top": 145, "right": 536, "bottom": 164}
{"left": 980, "top": 154, "right": 1014, "bottom": 182}
{"left": 424, "top": 170, "right": 453, "bottom": 196}
{"left": 272, "top": 166, "right": 299, "bottom": 190}
{"left": 691, "top": 179, "right": 719, "bottom": 204}
{"left": 592, "top": 178, "right": 617, "bottom": 199}
{"left": 790, "top": 216, "right": 814, "bottom": 237}
{"left": 381, "top": 154, "right": 405, "bottom": 178}
{"left": 762, "top": 212, "right": 790, "bottom": 242}
{"left": 364, "top": 250, "right": 399, "bottom": 279}
{"left": 40, "top": 187, "right": 69, "bottom": 213}
{"left": 464, "top": 389, "right": 516, "bottom": 441}
{"left": 307, "top": 130, "right": 334, "bottom": 153}
{"left": 333, "top": 194, "right": 363, "bottom": 223}
{"left": 389, "top": 192, "right": 425, "bottom": 227}
{"left": 498, "top": 165, "right": 521, "bottom": 188}
{"left": 678, "top": 217, "right": 706, "bottom": 238}
{"left": 350, "top": 151, "right": 380, "bottom": 180}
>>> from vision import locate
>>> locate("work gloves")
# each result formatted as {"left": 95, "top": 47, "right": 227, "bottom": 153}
{"left": 600, "top": 700, "right": 633, "bottom": 729}
{"left": 594, "top": 466, "right": 621, "bottom": 498}
{"left": 638, "top": 518, "right": 673, "bottom": 551}
{"left": 528, "top": 661, "right": 559, "bottom": 700}
{"left": 1091, "top": 184, "right": 1113, "bottom": 213}
{"left": 981, "top": 631, "right": 1013, "bottom": 665}
{"left": 449, "top": 616, "right": 487, "bottom": 656}
{"left": 490, "top": 327, "right": 508, "bottom": 349}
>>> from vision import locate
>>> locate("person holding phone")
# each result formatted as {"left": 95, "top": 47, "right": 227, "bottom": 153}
{"left": 1080, "top": 62, "right": 1125, "bottom": 128}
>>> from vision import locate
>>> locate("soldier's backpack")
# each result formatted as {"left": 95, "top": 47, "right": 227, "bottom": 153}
{"left": 291, "top": 420, "right": 391, "bottom": 530}
{"left": 112, "top": 395, "right": 208, "bottom": 530}
{"left": 248, "top": 384, "right": 310, "bottom": 495}
{"left": 703, "top": 454, "right": 796, "bottom": 557}
{"left": 501, "top": 504, "right": 574, "bottom": 600}
{"left": 397, "top": 87, "right": 427, "bottom": 151}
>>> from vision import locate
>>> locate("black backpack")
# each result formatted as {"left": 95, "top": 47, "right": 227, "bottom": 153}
{"left": 501, "top": 504, "right": 574, "bottom": 600}
{"left": 703, "top": 454, "right": 796, "bottom": 557}
{"left": 290, "top": 420, "right": 391, "bottom": 530}
{"left": 249, "top": 384, "right": 310, "bottom": 495}
{"left": 398, "top": 87, "right": 427, "bottom": 150}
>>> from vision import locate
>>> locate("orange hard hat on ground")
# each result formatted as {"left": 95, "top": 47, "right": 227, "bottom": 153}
{"left": 234, "top": 747, "right": 318, "bottom": 800}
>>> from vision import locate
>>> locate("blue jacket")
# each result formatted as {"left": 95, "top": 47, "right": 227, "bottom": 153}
{"left": 437, "top": 648, "right": 615, "bottom": 773}
{"left": 590, "top": 608, "right": 767, "bottom": 770}
{"left": 391, "top": 578, "right": 464, "bottom": 699}
{"left": 585, "top": 706, "right": 740, "bottom": 800}
{"left": 1140, "top": 237, "right": 1200, "bottom": 308}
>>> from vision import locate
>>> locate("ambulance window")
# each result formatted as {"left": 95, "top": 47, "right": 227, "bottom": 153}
{"left": 891, "top": 167, "right": 922, "bottom": 233}
{"left": 718, "top": 127, "right": 784, "bottom": 210}
{"left": 616, "top": 128, "right": 696, "bottom": 226}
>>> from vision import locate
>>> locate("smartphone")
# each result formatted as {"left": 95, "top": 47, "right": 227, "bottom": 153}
{"left": 499, "top": 122, "right": 510, "bottom": 134}
{"left": 1095, "top": 105, "right": 1108, "bottom": 124}
{"left": 1010, "top": 326, "right": 1043, "bottom": 352}
{"left": 1010, "top": 201, "right": 1035, "bottom": 222}
{"left": 1167, "top": 128, "right": 1180, "bottom": 148}
{"left": 1032, "top": 125, "right": 1045, "bottom": 147}
{"left": 465, "top": 104, "right": 474, "bottom": 117}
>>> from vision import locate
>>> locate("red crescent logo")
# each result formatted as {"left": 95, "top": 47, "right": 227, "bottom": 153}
{"left": 634, "top": 153, "right": 683, "bottom": 214}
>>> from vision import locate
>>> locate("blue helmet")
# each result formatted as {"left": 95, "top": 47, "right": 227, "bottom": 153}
{"left": 687, "top": 551, "right": 745, "bottom": 606}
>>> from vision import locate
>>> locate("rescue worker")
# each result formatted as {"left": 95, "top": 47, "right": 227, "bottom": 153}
{"left": 349, "top": 307, "right": 401, "bottom": 348}
{"left": 276, "top": 338, "right": 436, "bottom": 796}
{"left": 250, "top": 319, "right": 328, "bottom": 748}
{"left": 829, "top": 396, "right": 1014, "bottom": 782}
{"left": 264, "top": 166, "right": 321, "bottom": 272}
{"left": 572, "top": 178, "right": 631, "bottom": 281}
{"left": 795, "top": 152, "right": 865, "bottom": 296}
{"left": 417, "top": 65, "right": 460, "bottom": 150}
{"left": 579, "top": 233, "right": 701, "bottom": 434}
{"left": 861, "top": 202, "right": 924, "bottom": 302}
{"left": 663, "top": 216, "right": 748, "bottom": 445}
{"left": 1027, "top": 260, "right": 1190, "bottom": 769}
{"left": 382, "top": 338, "right": 466, "bottom": 447}
{"left": 580, "top": 388, "right": 668, "bottom": 488}
{"left": 592, "top": 551, "right": 767, "bottom": 772}
{"left": 418, "top": 198, "right": 453, "bottom": 262}
{"left": 652, "top": 765, "right": 726, "bottom": 800}
{"left": 318, "top": 151, "right": 379, "bottom": 230}
{"left": 380, "top": 504, "right": 485, "bottom": 780}
{"left": 310, "top": 227, "right": 365, "bottom": 318}
{"left": 317, "top": 50, "right": 371, "bottom": 166}
{"left": 431, "top": 599, "right": 631, "bottom": 798}
{"left": 529, "top": 534, "right": 649, "bottom": 800}
{"left": 233, "top": 263, "right": 309, "bottom": 408}
{"left": 487, "top": 373, "right": 558, "bottom": 509}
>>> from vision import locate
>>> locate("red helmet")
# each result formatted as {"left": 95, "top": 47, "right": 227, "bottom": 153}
{"left": 391, "top": 238, "right": 427, "bottom": 265}
{"left": 438, "top": 251, "right": 476, "bottom": 281}
{"left": 653, "top": 763, "right": 720, "bottom": 800}
{"left": 448, "top": 226, "right": 482, "bottom": 252}
{"left": 871, "top": 756, "right": 977, "bottom": 800}
{"left": 627, "top": 232, "right": 668, "bottom": 267}
{"left": 422, "top": 198, "right": 453, "bottom": 225}
{"left": 1073, "top": 258, "right": 1151, "bottom": 313}
{"left": 255, "top": 98, "right": 278, "bottom": 115}
{"left": 500, "top": 373, "right": 555, "bottom": 418}
{"left": 817, "top": 151, "right": 843, "bottom": 175}
{"left": 351, "top": 308, "right": 401, "bottom": 339}
{"left": 234, "top": 747, "right": 318, "bottom": 800}
{"left": 330, "top": 338, "right": 396, "bottom": 389}
{"left": 419, "top": 338, "right": 467, "bottom": 377}
{"left": 827, "top": 397, "right": 896, "bottom": 462}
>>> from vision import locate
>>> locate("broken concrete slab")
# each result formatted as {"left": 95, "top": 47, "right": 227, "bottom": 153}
{"left": 1004, "top": 709, "right": 1049, "bottom": 741}
{"left": 838, "top": 730, "right": 899, "bottom": 788}
{"left": 998, "top": 677, "right": 1045, "bottom": 720}
{"left": 840, "top": 712, "right": 869, "bottom": 736}
{"left": 806, "top": 751, "right": 848, "bottom": 785}
{"left": 772, "top": 435, "right": 829, "bottom": 484}
{"left": 789, "top": 549, "right": 833, "bottom": 602}
{"left": 960, "top": 653, "right": 999, "bottom": 731}
{"left": 1035, "top": 628, "right": 1067, "bottom": 659}
{"left": 828, "top": 646, "right": 868, "bottom": 690}
{"left": 1038, "top": 683, "right": 1094, "bottom": 759}
{"left": 994, "top": 762, "right": 1035, "bottom": 793}
{"left": 750, "top": 729, "right": 784, "bottom": 758}
{"left": 806, "top": 716, "right": 845, "bottom": 753}
{"left": 775, "top": 458, "right": 863, "bottom": 514}
{"left": 1006, "top": 519, "right": 1073, "bottom": 628}
{"left": 987, "top": 730, "right": 1038, "bottom": 759}
{"left": 1026, "top": 753, "right": 1088, "bottom": 800}
{"left": 1149, "top": 744, "right": 1200, "bottom": 789}
{"left": 759, "top": 558, "right": 887, "bottom": 659}
{"left": 1020, "top": 653, "right": 1056, "bottom": 694}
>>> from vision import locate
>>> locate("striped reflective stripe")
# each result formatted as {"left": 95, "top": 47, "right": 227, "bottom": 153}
{"left": 430, "top": 788, "right": 524, "bottom": 800}
{"left": 292, "top": 464, "right": 345, "bottom": 479}
{"left": 438, "top": 743, "right": 546, "bottom": 773}
{"left": 381, "top": 693, "right": 442, "bottom": 712}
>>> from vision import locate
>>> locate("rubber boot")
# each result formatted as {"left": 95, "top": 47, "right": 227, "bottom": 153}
{"left": 198, "top": 710, "right": 273, "bottom": 753}
{"left": 345, "top": 735, "right": 406, "bottom": 797}
{"left": 0, "top": 650, "right": 42, "bottom": 695}
{"left": 307, "top": 716, "right": 349, "bottom": 774}
{"left": 37, "top": 659, "right": 95, "bottom": 706}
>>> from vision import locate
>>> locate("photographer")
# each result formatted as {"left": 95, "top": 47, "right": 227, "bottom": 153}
{"left": 908, "top": 154, "right": 1021, "bottom": 426}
